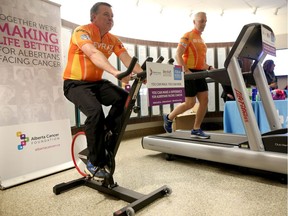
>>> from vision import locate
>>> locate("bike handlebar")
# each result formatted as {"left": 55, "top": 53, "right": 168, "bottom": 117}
{"left": 117, "top": 56, "right": 164, "bottom": 81}
{"left": 156, "top": 56, "right": 164, "bottom": 63}
{"left": 141, "top": 57, "right": 153, "bottom": 70}
{"left": 167, "top": 58, "right": 174, "bottom": 65}
{"left": 133, "top": 56, "right": 153, "bottom": 79}
{"left": 116, "top": 56, "right": 139, "bottom": 80}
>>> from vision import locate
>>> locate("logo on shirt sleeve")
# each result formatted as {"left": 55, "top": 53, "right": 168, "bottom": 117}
{"left": 180, "top": 42, "right": 187, "bottom": 48}
{"left": 80, "top": 34, "right": 91, "bottom": 40}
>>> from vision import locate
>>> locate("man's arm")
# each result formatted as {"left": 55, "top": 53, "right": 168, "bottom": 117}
{"left": 175, "top": 45, "right": 189, "bottom": 73}
{"left": 119, "top": 51, "right": 143, "bottom": 73}
{"left": 175, "top": 44, "right": 213, "bottom": 71}
{"left": 119, "top": 51, "right": 144, "bottom": 83}
{"left": 81, "top": 43, "right": 120, "bottom": 77}
{"left": 81, "top": 43, "right": 142, "bottom": 84}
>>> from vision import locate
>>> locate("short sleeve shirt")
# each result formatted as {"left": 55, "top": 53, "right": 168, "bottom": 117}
{"left": 178, "top": 28, "right": 207, "bottom": 70}
{"left": 63, "top": 23, "right": 127, "bottom": 81}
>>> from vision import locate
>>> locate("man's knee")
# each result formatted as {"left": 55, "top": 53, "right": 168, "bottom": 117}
{"left": 85, "top": 108, "right": 104, "bottom": 125}
{"left": 185, "top": 101, "right": 195, "bottom": 109}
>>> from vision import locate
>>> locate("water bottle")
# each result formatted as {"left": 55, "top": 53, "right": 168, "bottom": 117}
{"left": 252, "top": 88, "right": 257, "bottom": 101}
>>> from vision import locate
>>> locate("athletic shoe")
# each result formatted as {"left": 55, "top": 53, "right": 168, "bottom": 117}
{"left": 85, "top": 160, "right": 110, "bottom": 180}
{"left": 191, "top": 129, "right": 210, "bottom": 139}
{"left": 163, "top": 114, "right": 173, "bottom": 133}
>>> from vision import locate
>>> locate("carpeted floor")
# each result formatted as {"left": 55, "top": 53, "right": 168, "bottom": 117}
{"left": 0, "top": 137, "right": 287, "bottom": 216}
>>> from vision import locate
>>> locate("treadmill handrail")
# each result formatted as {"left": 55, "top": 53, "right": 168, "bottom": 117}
{"left": 184, "top": 68, "right": 231, "bottom": 85}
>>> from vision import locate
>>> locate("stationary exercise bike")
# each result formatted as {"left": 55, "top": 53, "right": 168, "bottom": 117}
{"left": 53, "top": 56, "right": 172, "bottom": 216}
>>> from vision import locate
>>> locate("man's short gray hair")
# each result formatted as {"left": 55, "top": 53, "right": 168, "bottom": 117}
{"left": 90, "top": 2, "right": 112, "bottom": 22}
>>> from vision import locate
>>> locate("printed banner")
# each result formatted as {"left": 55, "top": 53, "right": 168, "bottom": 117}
{"left": 146, "top": 62, "right": 185, "bottom": 106}
{"left": 0, "top": 0, "right": 73, "bottom": 188}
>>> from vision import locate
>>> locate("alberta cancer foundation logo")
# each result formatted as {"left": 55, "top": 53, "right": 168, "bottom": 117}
{"left": 16, "top": 131, "right": 29, "bottom": 150}
{"left": 16, "top": 131, "right": 61, "bottom": 151}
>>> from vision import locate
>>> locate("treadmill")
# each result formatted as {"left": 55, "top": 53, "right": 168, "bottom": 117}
{"left": 142, "top": 23, "right": 288, "bottom": 175}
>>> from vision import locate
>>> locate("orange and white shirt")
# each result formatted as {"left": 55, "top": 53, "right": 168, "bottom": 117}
{"left": 178, "top": 28, "right": 207, "bottom": 70}
{"left": 63, "top": 23, "right": 127, "bottom": 81}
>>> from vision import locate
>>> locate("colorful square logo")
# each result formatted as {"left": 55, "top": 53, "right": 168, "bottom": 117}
{"left": 16, "top": 131, "right": 29, "bottom": 151}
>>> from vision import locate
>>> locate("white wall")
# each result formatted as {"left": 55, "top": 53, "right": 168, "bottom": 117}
{"left": 51, "top": 0, "right": 287, "bottom": 48}
{"left": 112, "top": 4, "right": 287, "bottom": 45}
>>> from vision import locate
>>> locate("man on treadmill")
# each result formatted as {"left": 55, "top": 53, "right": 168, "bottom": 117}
{"left": 163, "top": 12, "right": 213, "bottom": 139}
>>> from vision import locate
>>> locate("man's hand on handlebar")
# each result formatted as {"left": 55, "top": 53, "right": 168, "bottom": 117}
{"left": 184, "top": 70, "right": 193, "bottom": 74}
{"left": 115, "top": 57, "right": 148, "bottom": 84}
{"left": 121, "top": 74, "right": 130, "bottom": 84}
{"left": 208, "top": 66, "right": 215, "bottom": 70}
{"left": 117, "top": 73, "right": 147, "bottom": 84}
{"left": 114, "top": 71, "right": 130, "bottom": 84}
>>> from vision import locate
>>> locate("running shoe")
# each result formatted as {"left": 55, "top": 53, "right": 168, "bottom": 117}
{"left": 85, "top": 160, "right": 110, "bottom": 180}
{"left": 163, "top": 114, "right": 173, "bottom": 133}
{"left": 191, "top": 129, "right": 210, "bottom": 139}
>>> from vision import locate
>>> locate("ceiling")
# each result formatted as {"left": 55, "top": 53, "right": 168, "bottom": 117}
{"left": 142, "top": 0, "right": 287, "bottom": 15}
{"left": 50, "top": 0, "right": 287, "bottom": 44}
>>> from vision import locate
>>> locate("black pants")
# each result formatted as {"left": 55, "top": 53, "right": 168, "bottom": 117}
{"left": 64, "top": 79, "right": 128, "bottom": 167}
{"left": 185, "top": 69, "right": 208, "bottom": 97}
{"left": 221, "top": 84, "right": 235, "bottom": 102}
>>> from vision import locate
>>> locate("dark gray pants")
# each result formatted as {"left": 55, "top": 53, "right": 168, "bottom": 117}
{"left": 64, "top": 79, "right": 128, "bottom": 167}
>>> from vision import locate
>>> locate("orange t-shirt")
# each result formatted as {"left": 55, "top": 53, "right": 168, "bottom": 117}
{"left": 63, "top": 23, "right": 127, "bottom": 81}
{"left": 178, "top": 28, "right": 207, "bottom": 70}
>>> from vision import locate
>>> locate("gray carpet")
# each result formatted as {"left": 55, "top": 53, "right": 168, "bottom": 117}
{"left": 1, "top": 137, "right": 287, "bottom": 216}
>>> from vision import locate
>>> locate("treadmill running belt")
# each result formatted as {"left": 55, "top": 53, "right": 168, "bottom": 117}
{"left": 150, "top": 130, "right": 248, "bottom": 146}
